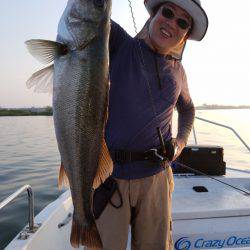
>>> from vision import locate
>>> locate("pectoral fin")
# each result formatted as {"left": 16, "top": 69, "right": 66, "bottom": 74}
{"left": 25, "top": 39, "right": 68, "bottom": 64}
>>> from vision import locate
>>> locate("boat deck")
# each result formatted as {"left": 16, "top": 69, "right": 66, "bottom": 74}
{"left": 173, "top": 167, "right": 250, "bottom": 220}
{"left": 5, "top": 167, "right": 250, "bottom": 250}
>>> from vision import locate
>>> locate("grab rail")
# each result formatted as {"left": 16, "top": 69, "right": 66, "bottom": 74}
{"left": 192, "top": 116, "right": 250, "bottom": 152}
{"left": 192, "top": 124, "right": 198, "bottom": 145}
{"left": 0, "top": 185, "right": 35, "bottom": 232}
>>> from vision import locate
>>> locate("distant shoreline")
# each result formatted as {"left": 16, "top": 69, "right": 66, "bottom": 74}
{"left": 0, "top": 106, "right": 250, "bottom": 116}
{"left": 0, "top": 107, "right": 52, "bottom": 116}
{"left": 196, "top": 106, "right": 250, "bottom": 110}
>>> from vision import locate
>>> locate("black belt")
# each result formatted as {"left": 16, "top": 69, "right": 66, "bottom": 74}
{"left": 111, "top": 148, "right": 167, "bottom": 164}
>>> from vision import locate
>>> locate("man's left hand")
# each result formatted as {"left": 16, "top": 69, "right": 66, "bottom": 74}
{"left": 172, "top": 138, "right": 186, "bottom": 161}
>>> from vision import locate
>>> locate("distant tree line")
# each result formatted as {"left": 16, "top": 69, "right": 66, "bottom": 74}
{"left": 1, "top": 104, "right": 249, "bottom": 116}
{"left": 0, "top": 106, "right": 53, "bottom": 116}
{"left": 196, "top": 104, "right": 250, "bottom": 110}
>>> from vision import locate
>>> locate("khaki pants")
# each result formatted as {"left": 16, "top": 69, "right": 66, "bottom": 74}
{"left": 87, "top": 166, "right": 174, "bottom": 250}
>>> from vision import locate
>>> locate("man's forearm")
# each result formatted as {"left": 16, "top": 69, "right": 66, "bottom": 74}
{"left": 176, "top": 104, "right": 195, "bottom": 146}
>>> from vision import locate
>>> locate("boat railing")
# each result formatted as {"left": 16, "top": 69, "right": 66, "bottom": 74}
{"left": 192, "top": 116, "right": 250, "bottom": 152}
{"left": 0, "top": 185, "right": 37, "bottom": 234}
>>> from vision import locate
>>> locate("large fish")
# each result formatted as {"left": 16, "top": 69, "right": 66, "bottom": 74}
{"left": 25, "top": 0, "right": 113, "bottom": 248}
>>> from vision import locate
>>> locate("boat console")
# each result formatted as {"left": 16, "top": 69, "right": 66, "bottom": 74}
{"left": 173, "top": 145, "right": 226, "bottom": 176}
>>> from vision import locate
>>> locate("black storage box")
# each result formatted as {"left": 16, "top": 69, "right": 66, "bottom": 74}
{"left": 174, "top": 145, "right": 226, "bottom": 176}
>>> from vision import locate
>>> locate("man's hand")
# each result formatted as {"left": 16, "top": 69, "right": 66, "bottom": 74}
{"left": 164, "top": 138, "right": 185, "bottom": 162}
{"left": 172, "top": 138, "right": 186, "bottom": 161}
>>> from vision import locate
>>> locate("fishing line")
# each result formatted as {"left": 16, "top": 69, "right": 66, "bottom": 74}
{"left": 128, "top": 0, "right": 138, "bottom": 34}
{"left": 127, "top": 0, "right": 157, "bottom": 118}
{"left": 175, "top": 161, "right": 250, "bottom": 196}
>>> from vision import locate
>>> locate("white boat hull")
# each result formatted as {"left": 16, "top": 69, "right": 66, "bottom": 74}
{"left": 5, "top": 167, "right": 250, "bottom": 250}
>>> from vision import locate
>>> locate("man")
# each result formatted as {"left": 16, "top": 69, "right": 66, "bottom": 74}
{"left": 90, "top": 0, "right": 208, "bottom": 249}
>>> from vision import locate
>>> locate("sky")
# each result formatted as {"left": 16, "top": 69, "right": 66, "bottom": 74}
{"left": 0, "top": 0, "right": 250, "bottom": 108}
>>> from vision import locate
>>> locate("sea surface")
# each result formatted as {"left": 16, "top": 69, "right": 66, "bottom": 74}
{"left": 0, "top": 109, "right": 250, "bottom": 249}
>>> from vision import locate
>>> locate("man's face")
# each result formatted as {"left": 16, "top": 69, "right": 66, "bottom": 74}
{"left": 148, "top": 2, "right": 192, "bottom": 54}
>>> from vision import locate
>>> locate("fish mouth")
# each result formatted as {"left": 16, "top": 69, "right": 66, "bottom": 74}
{"left": 81, "top": 17, "right": 100, "bottom": 25}
{"left": 68, "top": 16, "right": 99, "bottom": 25}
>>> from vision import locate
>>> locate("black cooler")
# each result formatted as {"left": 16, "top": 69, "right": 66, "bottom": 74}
{"left": 174, "top": 145, "right": 226, "bottom": 176}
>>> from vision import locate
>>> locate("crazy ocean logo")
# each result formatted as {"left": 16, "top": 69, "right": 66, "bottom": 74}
{"left": 175, "top": 237, "right": 191, "bottom": 250}
{"left": 175, "top": 236, "right": 250, "bottom": 249}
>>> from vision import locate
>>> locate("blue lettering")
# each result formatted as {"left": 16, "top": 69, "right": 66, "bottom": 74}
{"left": 227, "top": 236, "right": 237, "bottom": 246}
{"left": 204, "top": 240, "right": 213, "bottom": 248}
{"left": 217, "top": 239, "right": 226, "bottom": 249}
{"left": 194, "top": 239, "right": 204, "bottom": 248}
{"left": 179, "top": 235, "right": 250, "bottom": 249}
{"left": 236, "top": 238, "right": 243, "bottom": 245}
{"left": 211, "top": 240, "right": 219, "bottom": 248}
{"left": 241, "top": 238, "right": 247, "bottom": 245}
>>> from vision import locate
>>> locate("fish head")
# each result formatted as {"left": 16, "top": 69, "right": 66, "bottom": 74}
{"left": 66, "top": 0, "right": 112, "bottom": 49}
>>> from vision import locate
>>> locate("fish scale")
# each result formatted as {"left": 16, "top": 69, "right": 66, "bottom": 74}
{"left": 25, "top": 0, "right": 113, "bottom": 248}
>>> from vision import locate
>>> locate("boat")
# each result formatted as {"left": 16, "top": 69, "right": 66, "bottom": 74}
{"left": 3, "top": 117, "right": 250, "bottom": 250}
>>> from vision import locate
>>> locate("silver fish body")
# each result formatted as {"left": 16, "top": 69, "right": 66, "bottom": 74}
{"left": 26, "top": 0, "right": 112, "bottom": 247}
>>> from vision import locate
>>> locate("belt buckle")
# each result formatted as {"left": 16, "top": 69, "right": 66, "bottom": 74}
{"left": 144, "top": 148, "right": 165, "bottom": 162}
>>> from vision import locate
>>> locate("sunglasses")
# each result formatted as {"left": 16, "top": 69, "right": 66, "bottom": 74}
{"left": 161, "top": 7, "right": 191, "bottom": 30}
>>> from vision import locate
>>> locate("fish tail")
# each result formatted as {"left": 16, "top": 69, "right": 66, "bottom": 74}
{"left": 58, "top": 163, "right": 69, "bottom": 189}
{"left": 70, "top": 218, "right": 102, "bottom": 249}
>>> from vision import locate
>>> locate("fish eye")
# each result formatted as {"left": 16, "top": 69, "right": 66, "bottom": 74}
{"left": 94, "top": 0, "right": 105, "bottom": 8}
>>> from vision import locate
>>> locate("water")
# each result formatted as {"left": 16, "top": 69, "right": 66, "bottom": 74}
{"left": 0, "top": 110, "right": 249, "bottom": 249}
{"left": 185, "top": 109, "right": 250, "bottom": 170}
{"left": 0, "top": 116, "right": 65, "bottom": 249}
